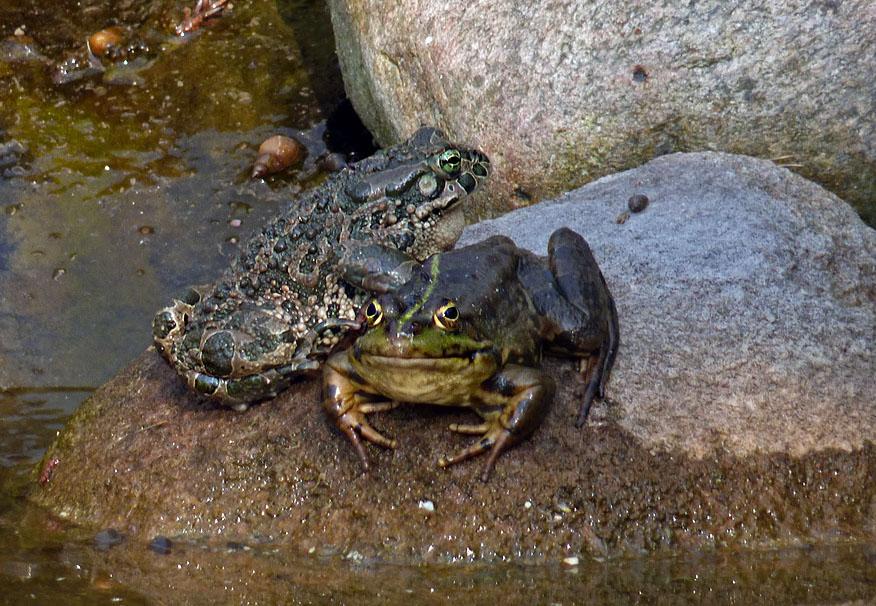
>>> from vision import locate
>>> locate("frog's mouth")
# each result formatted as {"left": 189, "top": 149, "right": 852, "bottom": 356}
{"left": 359, "top": 354, "right": 471, "bottom": 369}
{"left": 355, "top": 348, "right": 499, "bottom": 370}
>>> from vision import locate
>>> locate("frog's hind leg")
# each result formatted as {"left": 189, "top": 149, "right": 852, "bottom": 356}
{"left": 546, "top": 228, "right": 620, "bottom": 427}
{"left": 574, "top": 286, "right": 619, "bottom": 427}
{"left": 598, "top": 289, "right": 620, "bottom": 399}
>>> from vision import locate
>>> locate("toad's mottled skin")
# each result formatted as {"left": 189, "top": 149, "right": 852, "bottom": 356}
{"left": 323, "top": 228, "right": 619, "bottom": 481}
{"left": 153, "top": 128, "right": 490, "bottom": 409}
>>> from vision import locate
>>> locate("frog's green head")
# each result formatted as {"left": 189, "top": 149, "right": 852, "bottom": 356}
{"left": 346, "top": 127, "right": 490, "bottom": 260}
{"left": 350, "top": 242, "right": 538, "bottom": 389}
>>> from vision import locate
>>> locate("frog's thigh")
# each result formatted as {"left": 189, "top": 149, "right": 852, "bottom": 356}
{"left": 546, "top": 228, "right": 608, "bottom": 332}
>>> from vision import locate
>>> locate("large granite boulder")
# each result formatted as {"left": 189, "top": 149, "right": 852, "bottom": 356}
{"left": 30, "top": 153, "right": 875, "bottom": 561}
{"left": 328, "top": 0, "right": 876, "bottom": 224}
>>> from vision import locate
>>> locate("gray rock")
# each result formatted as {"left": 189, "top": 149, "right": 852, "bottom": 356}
{"left": 29, "top": 153, "right": 876, "bottom": 560}
{"left": 460, "top": 152, "right": 876, "bottom": 458}
{"left": 328, "top": 0, "right": 876, "bottom": 223}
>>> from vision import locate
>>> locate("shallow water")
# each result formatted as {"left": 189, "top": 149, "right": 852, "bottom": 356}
{"left": 0, "top": 0, "right": 874, "bottom": 603}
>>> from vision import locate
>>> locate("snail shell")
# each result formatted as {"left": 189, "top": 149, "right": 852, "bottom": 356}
{"left": 251, "top": 135, "right": 305, "bottom": 179}
{"left": 87, "top": 27, "right": 124, "bottom": 57}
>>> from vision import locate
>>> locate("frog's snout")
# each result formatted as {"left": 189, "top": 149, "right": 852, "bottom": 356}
{"left": 386, "top": 320, "right": 424, "bottom": 349}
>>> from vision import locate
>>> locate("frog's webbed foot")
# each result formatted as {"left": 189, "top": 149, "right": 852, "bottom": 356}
{"left": 439, "top": 425, "right": 515, "bottom": 483}
{"left": 440, "top": 365, "right": 555, "bottom": 482}
{"left": 322, "top": 352, "right": 399, "bottom": 473}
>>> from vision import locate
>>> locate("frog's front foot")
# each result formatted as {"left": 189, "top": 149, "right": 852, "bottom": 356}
{"left": 323, "top": 352, "right": 399, "bottom": 472}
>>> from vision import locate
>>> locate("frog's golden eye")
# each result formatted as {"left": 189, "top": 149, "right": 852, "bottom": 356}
{"left": 438, "top": 149, "right": 462, "bottom": 175}
{"left": 364, "top": 300, "right": 383, "bottom": 327}
{"left": 433, "top": 301, "right": 459, "bottom": 330}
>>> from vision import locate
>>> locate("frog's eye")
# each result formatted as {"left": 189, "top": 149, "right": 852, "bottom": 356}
{"left": 433, "top": 301, "right": 460, "bottom": 330}
{"left": 438, "top": 149, "right": 462, "bottom": 175}
{"left": 364, "top": 300, "right": 383, "bottom": 327}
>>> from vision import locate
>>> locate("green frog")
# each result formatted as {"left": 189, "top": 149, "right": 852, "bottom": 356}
{"left": 322, "top": 227, "right": 619, "bottom": 481}
{"left": 152, "top": 128, "right": 490, "bottom": 409}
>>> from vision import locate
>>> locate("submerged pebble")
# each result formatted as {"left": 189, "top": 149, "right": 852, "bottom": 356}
{"left": 148, "top": 536, "right": 172, "bottom": 555}
{"left": 318, "top": 152, "right": 347, "bottom": 172}
{"left": 94, "top": 529, "right": 124, "bottom": 550}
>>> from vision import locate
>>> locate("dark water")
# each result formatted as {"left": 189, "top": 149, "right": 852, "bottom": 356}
{"left": 0, "top": 0, "right": 874, "bottom": 603}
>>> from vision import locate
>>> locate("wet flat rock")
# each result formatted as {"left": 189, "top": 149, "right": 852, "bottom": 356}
{"left": 31, "top": 153, "right": 876, "bottom": 561}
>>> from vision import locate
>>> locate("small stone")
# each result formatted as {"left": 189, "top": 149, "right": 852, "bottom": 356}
{"left": 524, "top": 500, "right": 532, "bottom": 509}
{"left": 137, "top": 225, "right": 155, "bottom": 235}
{"left": 615, "top": 211, "right": 630, "bottom": 224}
{"left": 94, "top": 529, "right": 124, "bottom": 551}
{"left": 628, "top": 193, "right": 650, "bottom": 213}
{"left": 229, "top": 219, "right": 242, "bottom": 228}
{"left": 562, "top": 556, "right": 579, "bottom": 566}
{"left": 417, "top": 499, "right": 435, "bottom": 512}
{"left": 148, "top": 536, "right": 172, "bottom": 555}
{"left": 319, "top": 152, "right": 347, "bottom": 172}
{"left": 14, "top": 26, "right": 25, "bottom": 36}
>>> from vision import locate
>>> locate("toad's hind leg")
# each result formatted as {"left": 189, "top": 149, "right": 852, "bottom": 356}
{"left": 151, "top": 284, "right": 211, "bottom": 362}
{"left": 546, "top": 228, "right": 620, "bottom": 427}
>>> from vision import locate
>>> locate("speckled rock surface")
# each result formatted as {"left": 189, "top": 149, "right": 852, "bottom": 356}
{"left": 460, "top": 152, "right": 876, "bottom": 458}
{"left": 30, "top": 153, "right": 876, "bottom": 560}
{"left": 328, "top": 0, "right": 876, "bottom": 223}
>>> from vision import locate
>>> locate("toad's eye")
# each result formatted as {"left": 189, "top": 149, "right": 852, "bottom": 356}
{"left": 364, "top": 300, "right": 383, "bottom": 327}
{"left": 433, "top": 301, "right": 459, "bottom": 330}
{"left": 438, "top": 149, "right": 461, "bottom": 175}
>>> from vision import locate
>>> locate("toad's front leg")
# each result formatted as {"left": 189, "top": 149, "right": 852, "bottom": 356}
{"left": 322, "top": 351, "right": 399, "bottom": 472}
{"left": 440, "top": 365, "right": 556, "bottom": 482}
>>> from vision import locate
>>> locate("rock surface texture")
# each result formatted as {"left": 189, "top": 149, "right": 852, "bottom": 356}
{"left": 328, "top": 0, "right": 876, "bottom": 223}
{"left": 31, "top": 153, "right": 876, "bottom": 561}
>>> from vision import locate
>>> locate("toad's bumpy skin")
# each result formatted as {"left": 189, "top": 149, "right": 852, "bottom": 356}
{"left": 323, "top": 228, "right": 619, "bottom": 481}
{"left": 152, "top": 128, "right": 490, "bottom": 409}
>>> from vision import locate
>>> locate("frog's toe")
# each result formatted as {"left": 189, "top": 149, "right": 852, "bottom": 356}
{"left": 336, "top": 408, "right": 397, "bottom": 472}
{"left": 448, "top": 422, "right": 490, "bottom": 435}
{"left": 356, "top": 420, "right": 397, "bottom": 450}
{"left": 438, "top": 427, "right": 514, "bottom": 482}
{"left": 576, "top": 355, "right": 601, "bottom": 427}
{"left": 358, "top": 401, "right": 400, "bottom": 414}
